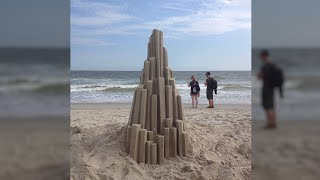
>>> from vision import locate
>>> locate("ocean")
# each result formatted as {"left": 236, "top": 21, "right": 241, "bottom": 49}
{"left": 0, "top": 48, "right": 70, "bottom": 118}
{"left": 71, "top": 71, "right": 251, "bottom": 105}
{"left": 252, "top": 48, "right": 320, "bottom": 121}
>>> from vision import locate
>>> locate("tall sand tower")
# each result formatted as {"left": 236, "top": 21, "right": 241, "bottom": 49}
{"left": 126, "top": 29, "right": 189, "bottom": 164}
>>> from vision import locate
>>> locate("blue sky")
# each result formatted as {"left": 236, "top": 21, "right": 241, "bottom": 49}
{"left": 253, "top": 0, "right": 320, "bottom": 48}
{"left": 71, "top": 0, "right": 251, "bottom": 71}
{"left": 0, "top": 0, "right": 69, "bottom": 47}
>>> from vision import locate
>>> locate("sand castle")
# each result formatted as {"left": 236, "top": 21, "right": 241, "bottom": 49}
{"left": 126, "top": 29, "right": 189, "bottom": 164}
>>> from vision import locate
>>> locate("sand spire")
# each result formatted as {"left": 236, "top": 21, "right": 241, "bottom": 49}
{"left": 126, "top": 29, "right": 189, "bottom": 164}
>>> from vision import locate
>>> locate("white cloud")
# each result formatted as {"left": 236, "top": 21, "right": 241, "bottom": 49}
{"left": 71, "top": 0, "right": 133, "bottom": 26}
{"left": 123, "top": 0, "right": 250, "bottom": 37}
{"left": 160, "top": 2, "right": 195, "bottom": 12}
{"left": 71, "top": 0, "right": 251, "bottom": 46}
{"left": 72, "top": 37, "right": 115, "bottom": 46}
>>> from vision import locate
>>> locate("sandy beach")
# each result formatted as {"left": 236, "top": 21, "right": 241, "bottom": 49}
{"left": 0, "top": 117, "right": 69, "bottom": 180}
{"left": 71, "top": 103, "right": 251, "bottom": 180}
{"left": 252, "top": 120, "right": 320, "bottom": 180}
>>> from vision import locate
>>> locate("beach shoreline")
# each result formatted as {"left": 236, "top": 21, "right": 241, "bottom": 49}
{"left": 71, "top": 102, "right": 251, "bottom": 179}
{"left": 71, "top": 102, "right": 251, "bottom": 110}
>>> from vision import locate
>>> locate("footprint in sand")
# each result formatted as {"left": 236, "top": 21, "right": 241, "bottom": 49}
{"left": 235, "top": 130, "right": 241, "bottom": 135}
{"left": 181, "top": 165, "right": 193, "bottom": 173}
{"left": 237, "top": 143, "right": 251, "bottom": 157}
{"left": 71, "top": 126, "right": 81, "bottom": 135}
{"left": 217, "top": 166, "right": 236, "bottom": 180}
{"left": 215, "top": 140, "right": 229, "bottom": 154}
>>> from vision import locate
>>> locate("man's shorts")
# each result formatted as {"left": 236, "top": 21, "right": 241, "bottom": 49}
{"left": 262, "top": 88, "right": 274, "bottom": 110}
{"left": 206, "top": 89, "right": 213, "bottom": 100}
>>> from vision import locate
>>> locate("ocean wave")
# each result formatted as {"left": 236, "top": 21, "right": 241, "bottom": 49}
{"left": 219, "top": 84, "right": 251, "bottom": 91}
{"left": 71, "top": 84, "right": 138, "bottom": 92}
{"left": 0, "top": 78, "right": 41, "bottom": 85}
{"left": 175, "top": 84, "right": 251, "bottom": 91}
{"left": 253, "top": 77, "right": 320, "bottom": 91}
{"left": 71, "top": 83, "right": 251, "bottom": 93}
{"left": 0, "top": 78, "right": 69, "bottom": 95}
{"left": 101, "top": 87, "right": 135, "bottom": 93}
{"left": 33, "top": 83, "right": 70, "bottom": 94}
{"left": 287, "top": 78, "right": 320, "bottom": 91}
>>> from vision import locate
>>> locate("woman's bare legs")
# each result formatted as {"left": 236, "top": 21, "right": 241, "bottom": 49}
{"left": 191, "top": 95, "right": 195, "bottom": 108}
{"left": 194, "top": 94, "right": 198, "bottom": 108}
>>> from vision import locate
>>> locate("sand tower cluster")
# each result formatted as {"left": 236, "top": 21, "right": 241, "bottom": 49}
{"left": 126, "top": 29, "right": 189, "bottom": 165}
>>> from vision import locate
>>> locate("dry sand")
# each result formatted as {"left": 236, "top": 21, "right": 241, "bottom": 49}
{"left": 0, "top": 117, "right": 69, "bottom": 180}
{"left": 71, "top": 103, "right": 251, "bottom": 180}
{"left": 252, "top": 120, "right": 320, "bottom": 180}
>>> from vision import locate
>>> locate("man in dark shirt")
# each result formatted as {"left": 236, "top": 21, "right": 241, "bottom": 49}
{"left": 205, "top": 72, "right": 214, "bottom": 108}
{"left": 257, "top": 50, "right": 277, "bottom": 128}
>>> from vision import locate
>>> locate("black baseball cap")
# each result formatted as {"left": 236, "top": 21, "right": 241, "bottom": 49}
{"left": 205, "top": 72, "right": 210, "bottom": 75}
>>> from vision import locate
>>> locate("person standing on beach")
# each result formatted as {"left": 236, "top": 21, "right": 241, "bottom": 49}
{"left": 257, "top": 50, "right": 284, "bottom": 129}
{"left": 188, "top": 75, "right": 200, "bottom": 108}
{"left": 204, "top": 72, "right": 217, "bottom": 108}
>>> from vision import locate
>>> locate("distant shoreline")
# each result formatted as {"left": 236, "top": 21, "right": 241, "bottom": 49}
{"left": 71, "top": 70, "right": 251, "bottom": 72}
{"left": 0, "top": 46, "right": 69, "bottom": 49}
{"left": 71, "top": 102, "right": 251, "bottom": 111}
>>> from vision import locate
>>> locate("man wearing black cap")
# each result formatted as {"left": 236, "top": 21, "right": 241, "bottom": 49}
{"left": 204, "top": 72, "right": 217, "bottom": 108}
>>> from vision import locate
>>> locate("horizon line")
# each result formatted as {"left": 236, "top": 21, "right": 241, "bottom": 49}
{"left": 252, "top": 46, "right": 320, "bottom": 49}
{"left": 0, "top": 46, "right": 70, "bottom": 49}
{"left": 70, "top": 69, "right": 251, "bottom": 72}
